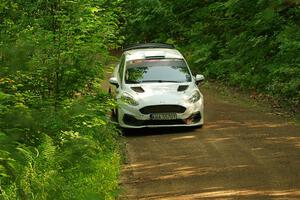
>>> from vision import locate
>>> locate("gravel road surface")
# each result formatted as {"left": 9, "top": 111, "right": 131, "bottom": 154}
{"left": 119, "top": 85, "right": 300, "bottom": 200}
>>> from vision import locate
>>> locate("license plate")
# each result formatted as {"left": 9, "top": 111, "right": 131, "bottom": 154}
{"left": 150, "top": 113, "right": 177, "bottom": 120}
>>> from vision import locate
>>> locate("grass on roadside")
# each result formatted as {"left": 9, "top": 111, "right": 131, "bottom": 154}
{"left": 0, "top": 90, "right": 121, "bottom": 200}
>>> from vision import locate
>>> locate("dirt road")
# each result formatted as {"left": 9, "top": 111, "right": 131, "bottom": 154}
{"left": 119, "top": 85, "right": 300, "bottom": 199}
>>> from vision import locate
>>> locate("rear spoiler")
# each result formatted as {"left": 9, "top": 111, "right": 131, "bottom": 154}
{"left": 124, "top": 43, "right": 175, "bottom": 51}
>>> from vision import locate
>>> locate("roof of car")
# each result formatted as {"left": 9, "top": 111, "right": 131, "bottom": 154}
{"left": 124, "top": 43, "right": 175, "bottom": 50}
{"left": 124, "top": 48, "right": 184, "bottom": 61}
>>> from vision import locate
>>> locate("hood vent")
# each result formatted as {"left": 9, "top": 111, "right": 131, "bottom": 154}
{"left": 177, "top": 85, "right": 189, "bottom": 92}
{"left": 131, "top": 87, "right": 145, "bottom": 93}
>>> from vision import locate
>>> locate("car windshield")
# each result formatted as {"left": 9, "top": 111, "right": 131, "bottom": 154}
{"left": 125, "top": 59, "right": 191, "bottom": 84}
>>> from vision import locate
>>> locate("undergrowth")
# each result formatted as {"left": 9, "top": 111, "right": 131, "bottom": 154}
{"left": 0, "top": 90, "right": 120, "bottom": 200}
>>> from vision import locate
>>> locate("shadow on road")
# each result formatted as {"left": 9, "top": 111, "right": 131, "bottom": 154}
{"left": 122, "top": 126, "right": 200, "bottom": 137}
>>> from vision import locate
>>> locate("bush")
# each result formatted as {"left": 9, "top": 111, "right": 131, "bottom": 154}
{"left": 1, "top": 0, "right": 124, "bottom": 198}
{"left": 0, "top": 91, "right": 121, "bottom": 200}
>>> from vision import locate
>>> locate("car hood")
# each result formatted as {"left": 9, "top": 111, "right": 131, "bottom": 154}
{"left": 126, "top": 82, "right": 196, "bottom": 105}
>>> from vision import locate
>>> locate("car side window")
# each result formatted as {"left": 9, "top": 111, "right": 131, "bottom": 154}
{"left": 118, "top": 55, "right": 125, "bottom": 83}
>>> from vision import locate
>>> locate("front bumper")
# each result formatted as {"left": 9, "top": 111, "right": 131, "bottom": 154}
{"left": 117, "top": 101, "right": 204, "bottom": 128}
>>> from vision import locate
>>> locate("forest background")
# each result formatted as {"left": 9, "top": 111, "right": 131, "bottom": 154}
{"left": 0, "top": 0, "right": 299, "bottom": 199}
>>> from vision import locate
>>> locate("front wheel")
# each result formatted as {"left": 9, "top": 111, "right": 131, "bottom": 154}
{"left": 110, "top": 108, "right": 119, "bottom": 124}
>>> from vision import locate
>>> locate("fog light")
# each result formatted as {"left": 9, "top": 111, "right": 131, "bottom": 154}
{"left": 184, "top": 112, "right": 201, "bottom": 124}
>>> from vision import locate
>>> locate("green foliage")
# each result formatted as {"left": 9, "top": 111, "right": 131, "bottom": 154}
{"left": 1, "top": 90, "right": 121, "bottom": 199}
{"left": 1, "top": 0, "right": 124, "bottom": 199}
{"left": 123, "top": 0, "right": 180, "bottom": 43}
{"left": 1, "top": 0, "right": 125, "bottom": 101}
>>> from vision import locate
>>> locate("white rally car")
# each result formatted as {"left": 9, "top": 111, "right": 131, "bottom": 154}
{"left": 109, "top": 43, "right": 204, "bottom": 129}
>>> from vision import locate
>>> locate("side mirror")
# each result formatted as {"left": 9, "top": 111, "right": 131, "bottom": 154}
{"left": 109, "top": 77, "right": 119, "bottom": 88}
{"left": 195, "top": 74, "right": 205, "bottom": 85}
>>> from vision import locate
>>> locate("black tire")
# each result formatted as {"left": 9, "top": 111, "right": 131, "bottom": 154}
{"left": 111, "top": 108, "right": 118, "bottom": 123}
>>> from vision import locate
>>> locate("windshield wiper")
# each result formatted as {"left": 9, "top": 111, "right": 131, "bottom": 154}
{"left": 126, "top": 80, "right": 141, "bottom": 84}
{"left": 142, "top": 80, "right": 182, "bottom": 83}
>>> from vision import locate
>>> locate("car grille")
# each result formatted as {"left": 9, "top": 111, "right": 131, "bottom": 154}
{"left": 123, "top": 112, "right": 201, "bottom": 127}
{"left": 123, "top": 114, "right": 185, "bottom": 126}
{"left": 140, "top": 105, "right": 186, "bottom": 114}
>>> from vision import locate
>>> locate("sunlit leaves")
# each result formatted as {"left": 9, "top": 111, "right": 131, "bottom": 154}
{"left": 0, "top": 0, "right": 123, "bottom": 199}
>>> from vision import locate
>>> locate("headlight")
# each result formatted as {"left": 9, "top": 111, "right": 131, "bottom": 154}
{"left": 189, "top": 91, "right": 201, "bottom": 103}
{"left": 120, "top": 93, "right": 139, "bottom": 106}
